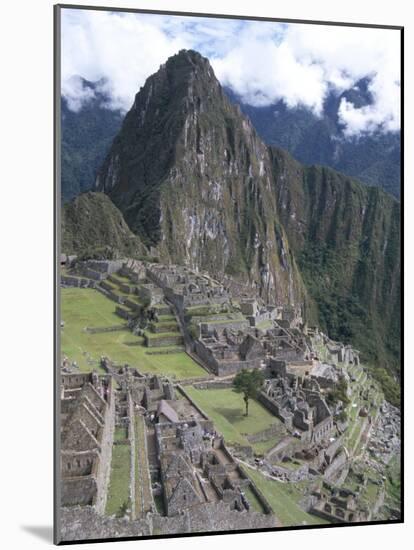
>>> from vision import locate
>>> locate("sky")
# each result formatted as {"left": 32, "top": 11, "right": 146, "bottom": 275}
{"left": 61, "top": 8, "right": 401, "bottom": 137}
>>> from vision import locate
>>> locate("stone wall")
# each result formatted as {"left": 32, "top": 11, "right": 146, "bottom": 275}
{"left": 86, "top": 325, "right": 127, "bottom": 334}
{"left": 94, "top": 378, "right": 115, "bottom": 514}
{"left": 200, "top": 319, "right": 250, "bottom": 334}
{"left": 324, "top": 434, "right": 345, "bottom": 463}
{"left": 61, "top": 476, "right": 98, "bottom": 507}
{"left": 100, "top": 280, "right": 115, "bottom": 293}
{"left": 61, "top": 275, "right": 96, "bottom": 288}
{"left": 145, "top": 334, "right": 183, "bottom": 348}
{"left": 246, "top": 424, "right": 284, "bottom": 444}
{"left": 61, "top": 373, "right": 91, "bottom": 388}
{"left": 311, "top": 415, "right": 334, "bottom": 445}
{"left": 123, "top": 298, "right": 140, "bottom": 311}
{"left": 60, "top": 506, "right": 151, "bottom": 542}
{"left": 149, "top": 321, "right": 179, "bottom": 334}
{"left": 258, "top": 391, "right": 292, "bottom": 429}
{"left": 84, "top": 259, "right": 124, "bottom": 275}
{"left": 175, "top": 385, "right": 210, "bottom": 420}
{"left": 216, "top": 358, "right": 262, "bottom": 377}
{"left": 115, "top": 306, "right": 136, "bottom": 321}
{"left": 152, "top": 501, "right": 278, "bottom": 536}
{"left": 194, "top": 340, "right": 219, "bottom": 373}
{"left": 323, "top": 450, "right": 347, "bottom": 481}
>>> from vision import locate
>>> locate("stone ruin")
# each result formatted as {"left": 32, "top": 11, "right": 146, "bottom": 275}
{"left": 155, "top": 420, "right": 273, "bottom": 519}
{"left": 60, "top": 372, "right": 115, "bottom": 513}
{"left": 260, "top": 375, "right": 334, "bottom": 447}
{"left": 146, "top": 263, "right": 230, "bottom": 313}
{"left": 59, "top": 368, "right": 277, "bottom": 541}
{"left": 59, "top": 257, "right": 388, "bottom": 538}
{"left": 194, "top": 327, "right": 266, "bottom": 376}
{"left": 309, "top": 481, "right": 369, "bottom": 523}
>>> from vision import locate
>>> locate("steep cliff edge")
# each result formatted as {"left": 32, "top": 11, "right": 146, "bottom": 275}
{"left": 270, "top": 147, "right": 400, "bottom": 380}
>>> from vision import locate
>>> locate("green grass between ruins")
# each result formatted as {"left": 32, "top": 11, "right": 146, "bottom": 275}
{"left": 134, "top": 414, "right": 153, "bottom": 515}
{"left": 343, "top": 363, "right": 382, "bottom": 456}
{"left": 61, "top": 288, "right": 206, "bottom": 380}
{"left": 185, "top": 387, "right": 284, "bottom": 454}
{"left": 106, "top": 431, "right": 131, "bottom": 517}
{"left": 245, "top": 467, "right": 329, "bottom": 527}
{"left": 243, "top": 485, "right": 266, "bottom": 514}
{"left": 144, "top": 331, "right": 181, "bottom": 340}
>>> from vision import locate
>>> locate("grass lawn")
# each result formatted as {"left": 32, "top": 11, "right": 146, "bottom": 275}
{"left": 109, "top": 273, "right": 134, "bottom": 285}
{"left": 246, "top": 467, "right": 329, "bottom": 527}
{"left": 185, "top": 387, "right": 283, "bottom": 452}
{"left": 106, "top": 441, "right": 131, "bottom": 517}
{"left": 145, "top": 331, "right": 181, "bottom": 340}
{"left": 61, "top": 288, "right": 206, "bottom": 379}
{"left": 157, "top": 314, "right": 176, "bottom": 322}
{"left": 256, "top": 320, "right": 274, "bottom": 331}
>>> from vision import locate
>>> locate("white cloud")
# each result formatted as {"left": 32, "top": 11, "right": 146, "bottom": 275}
{"left": 62, "top": 75, "right": 97, "bottom": 112}
{"left": 283, "top": 24, "right": 401, "bottom": 135}
{"left": 211, "top": 30, "right": 328, "bottom": 115}
{"left": 61, "top": 9, "right": 401, "bottom": 136}
{"left": 61, "top": 10, "right": 190, "bottom": 111}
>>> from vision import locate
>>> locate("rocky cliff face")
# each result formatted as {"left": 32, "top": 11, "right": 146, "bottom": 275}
{"left": 270, "top": 147, "right": 401, "bottom": 375}
{"left": 96, "top": 49, "right": 400, "bottom": 376}
{"left": 96, "top": 50, "right": 305, "bottom": 305}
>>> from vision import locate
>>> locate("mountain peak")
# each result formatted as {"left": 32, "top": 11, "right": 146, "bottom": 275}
{"left": 167, "top": 49, "right": 210, "bottom": 68}
{"left": 136, "top": 49, "right": 219, "bottom": 103}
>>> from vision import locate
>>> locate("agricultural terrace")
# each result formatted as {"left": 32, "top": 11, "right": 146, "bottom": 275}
{"left": 60, "top": 287, "right": 206, "bottom": 380}
{"left": 345, "top": 363, "right": 383, "bottom": 456}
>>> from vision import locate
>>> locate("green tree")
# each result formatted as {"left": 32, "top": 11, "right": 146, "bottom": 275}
{"left": 232, "top": 369, "right": 264, "bottom": 417}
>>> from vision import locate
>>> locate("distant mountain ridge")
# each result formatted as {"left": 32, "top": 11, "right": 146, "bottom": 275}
{"left": 61, "top": 78, "right": 123, "bottom": 203}
{"left": 61, "top": 74, "right": 400, "bottom": 203}
{"left": 224, "top": 82, "right": 400, "bottom": 199}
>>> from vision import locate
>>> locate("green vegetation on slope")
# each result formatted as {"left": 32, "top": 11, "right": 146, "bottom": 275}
{"left": 271, "top": 148, "right": 400, "bottom": 400}
{"left": 61, "top": 83, "right": 123, "bottom": 203}
{"left": 62, "top": 192, "right": 148, "bottom": 259}
{"left": 225, "top": 83, "right": 400, "bottom": 199}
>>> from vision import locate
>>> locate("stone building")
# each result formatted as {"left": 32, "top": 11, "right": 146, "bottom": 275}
{"left": 309, "top": 482, "right": 369, "bottom": 523}
{"left": 60, "top": 372, "right": 115, "bottom": 513}
{"left": 146, "top": 264, "right": 229, "bottom": 313}
{"left": 194, "top": 328, "right": 266, "bottom": 376}
{"left": 260, "top": 374, "right": 334, "bottom": 445}
{"left": 155, "top": 419, "right": 272, "bottom": 519}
